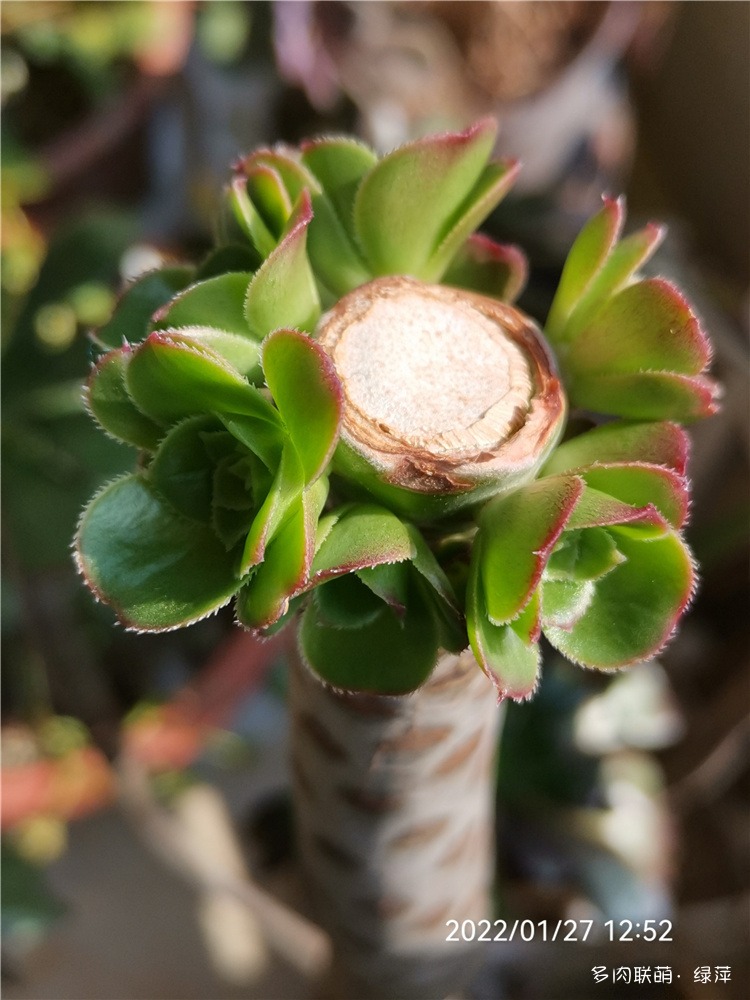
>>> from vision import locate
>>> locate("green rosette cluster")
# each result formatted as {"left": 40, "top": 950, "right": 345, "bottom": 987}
{"left": 75, "top": 120, "right": 717, "bottom": 697}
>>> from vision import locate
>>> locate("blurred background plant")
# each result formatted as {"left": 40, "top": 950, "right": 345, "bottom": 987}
{"left": 2, "top": 3, "right": 748, "bottom": 998}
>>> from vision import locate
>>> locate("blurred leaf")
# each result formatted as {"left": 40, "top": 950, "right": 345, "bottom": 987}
{"left": 94, "top": 267, "right": 194, "bottom": 350}
{"left": 442, "top": 233, "right": 528, "bottom": 302}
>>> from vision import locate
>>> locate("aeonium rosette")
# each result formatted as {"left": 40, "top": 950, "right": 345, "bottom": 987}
{"left": 75, "top": 119, "right": 718, "bottom": 697}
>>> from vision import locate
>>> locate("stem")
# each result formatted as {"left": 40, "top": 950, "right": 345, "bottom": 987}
{"left": 290, "top": 646, "right": 503, "bottom": 1000}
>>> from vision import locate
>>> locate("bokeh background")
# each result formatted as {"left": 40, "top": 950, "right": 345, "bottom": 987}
{"left": 2, "top": 3, "right": 748, "bottom": 998}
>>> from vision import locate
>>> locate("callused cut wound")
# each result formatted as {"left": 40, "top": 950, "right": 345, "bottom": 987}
{"left": 317, "top": 276, "right": 565, "bottom": 494}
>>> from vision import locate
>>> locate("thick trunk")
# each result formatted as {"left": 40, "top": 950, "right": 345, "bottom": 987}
{"left": 290, "top": 646, "right": 503, "bottom": 1000}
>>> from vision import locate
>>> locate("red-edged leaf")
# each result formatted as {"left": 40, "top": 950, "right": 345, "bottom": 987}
{"left": 545, "top": 196, "right": 624, "bottom": 342}
{"left": 75, "top": 475, "right": 239, "bottom": 632}
{"left": 85, "top": 348, "right": 163, "bottom": 450}
{"left": 566, "top": 278, "right": 711, "bottom": 376}
{"left": 239, "top": 444, "right": 304, "bottom": 574}
{"left": 479, "top": 475, "right": 584, "bottom": 625}
{"left": 354, "top": 118, "right": 497, "bottom": 275}
{"left": 467, "top": 550, "right": 541, "bottom": 700}
{"left": 569, "top": 369, "right": 720, "bottom": 422}
{"left": 579, "top": 463, "right": 689, "bottom": 529}
{"left": 125, "top": 331, "right": 281, "bottom": 426}
{"left": 442, "top": 233, "right": 528, "bottom": 302}
{"left": 244, "top": 192, "right": 321, "bottom": 336}
{"left": 235, "top": 480, "right": 324, "bottom": 629}
{"left": 542, "top": 420, "right": 689, "bottom": 477}
{"left": 261, "top": 328, "right": 342, "bottom": 483}
{"left": 544, "top": 530, "right": 696, "bottom": 669}
{"left": 565, "top": 484, "right": 668, "bottom": 537}
{"left": 309, "top": 504, "right": 415, "bottom": 585}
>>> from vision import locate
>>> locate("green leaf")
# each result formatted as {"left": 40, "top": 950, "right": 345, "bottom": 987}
{"left": 542, "top": 421, "right": 689, "bottom": 477}
{"left": 152, "top": 272, "right": 255, "bottom": 339}
{"left": 246, "top": 164, "right": 294, "bottom": 238}
{"left": 579, "top": 463, "right": 688, "bottom": 529}
{"left": 261, "top": 328, "right": 342, "bottom": 482}
{"left": 545, "top": 527, "right": 625, "bottom": 582}
{"left": 541, "top": 578, "right": 595, "bottom": 629}
{"left": 563, "top": 223, "right": 665, "bottom": 340}
{"left": 236, "top": 492, "right": 310, "bottom": 629}
{"left": 85, "top": 349, "right": 163, "bottom": 450}
{"left": 568, "top": 369, "right": 719, "bottom": 422}
{"left": 126, "top": 332, "right": 281, "bottom": 426}
{"left": 75, "top": 475, "right": 239, "bottom": 631}
{"left": 479, "top": 476, "right": 584, "bottom": 625}
{"left": 196, "top": 244, "right": 259, "bottom": 279}
{"left": 467, "top": 552, "right": 540, "bottom": 700}
{"left": 354, "top": 118, "right": 497, "bottom": 276}
{"left": 148, "top": 327, "right": 261, "bottom": 379}
{"left": 149, "top": 415, "right": 217, "bottom": 522}
{"left": 227, "top": 177, "right": 276, "bottom": 258}
{"left": 220, "top": 413, "right": 284, "bottom": 471}
{"left": 442, "top": 233, "right": 527, "bottom": 302}
{"left": 566, "top": 278, "right": 711, "bottom": 377}
{"left": 301, "top": 137, "right": 378, "bottom": 242}
{"left": 239, "top": 444, "right": 305, "bottom": 573}
{"left": 93, "top": 267, "right": 194, "bottom": 349}
{"left": 565, "top": 484, "right": 667, "bottom": 537}
{"left": 313, "top": 574, "right": 384, "bottom": 629}
{"left": 309, "top": 504, "right": 415, "bottom": 584}
{"left": 299, "top": 579, "right": 439, "bottom": 694}
{"left": 425, "top": 159, "right": 520, "bottom": 281}
{"left": 244, "top": 192, "right": 321, "bottom": 336}
{"left": 357, "top": 561, "right": 410, "bottom": 615}
{"left": 545, "top": 196, "right": 623, "bottom": 343}
{"left": 406, "top": 524, "right": 460, "bottom": 612}
{"left": 544, "top": 530, "right": 696, "bottom": 668}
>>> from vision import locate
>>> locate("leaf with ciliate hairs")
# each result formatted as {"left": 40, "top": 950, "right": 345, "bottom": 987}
{"left": 236, "top": 489, "right": 313, "bottom": 629}
{"left": 466, "top": 550, "right": 541, "bottom": 701}
{"left": 299, "top": 577, "right": 439, "bottom": 694}
{"left": 151, "top": 272, "right": 255, "bottom": 340}
{"left": 541, "top": 420, "right": 689, "bottom": 477}
{"left": 545, "top": 196, "right": 623, "bottom": 343}
{"left": 75, "top": 475, "right": 239, "bottom": 632}
{"left": 244, "top": 193, "right": 321, "bottom": 337}
{"left": 309, "top": 504, "right": 416, "bottom": 584}
{"left": 568, "top": 369, "right": 719, "bottom": 422}
{"left": 544, "top": 530, "right": 696, "bottom": 669}
{"left": 442, "top": 233, "right": 528, "bottom": 303}
{"left": 565, "top": 278, "right": 711, "bottom": 378}
{"left": 478, "top": 475, "right": 584, "bottom": 626}
{"left": 261, "top": 329, "right": 342, "bottom": 483}
{"left": 92, "top": 267, "right": 194, "bottom": 350}
{"left": 354, "top": 118, "right": 498, "bottom": 276}
{"left": 125, "top": 331, "right": 281, "bottom": 427}
{"left": 578, "top": 463, "right": 689, "bottom": 530}
{"left": 85, "top": 348, "right": 163, "bottom": 450}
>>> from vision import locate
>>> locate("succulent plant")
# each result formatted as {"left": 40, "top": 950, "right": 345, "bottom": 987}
{"left": 75, "top": 118, "right": 717, "bottom": 700}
